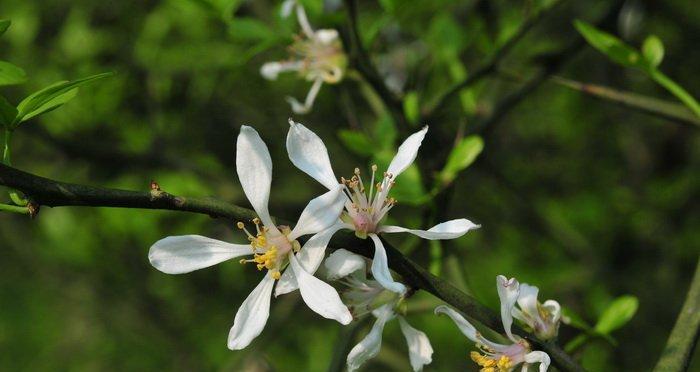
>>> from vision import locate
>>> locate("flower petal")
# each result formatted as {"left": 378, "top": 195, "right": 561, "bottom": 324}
{"left": 543, "top": 299, "right": 562, "bottom": 323}
{"left": 523, "top": 351, "right": 551, "bottom": 372}
{"left": 286, "top": 120, "right": 338, "bottom": 190}
{"left": 378, "top": 219, "right": 480, "bottom": 240}
{"left": 227, "top": 274, "right": 275, "bottom": 350}
{"left": 369, "top": 234, "right": 407, "bottom": 295}
{"left": 288, "top": 186, "right": 345, "bottom": 240}
{"left": 149, "top": 235, "right": 251, "bottom": 274}
{"left": 347, "top": 305, "right": 394, "bottom": 372}
{"left": 434, "top": 305, "right": 478, "bottom": 343}
{"left": 387, "top": 126, "right": 428, "bottom": 179}
{"left": 516, "top": 283, "right": 540, "bottom": 321}
{"left": 274, "top": 223, "right": 349, "bottom": 297}
{"left": 435, "top": 305, "right": 510, "bottom": 352}
{"left": 497, "top": 275, "right": 521, "bottom": 342}
{"left": 280, "top": 0, "right": 295, "bottom": 17}
{"left": 289, "top": 253, "right": 353, "bottom": 324}
{"left": 398, "top": 316, "right": 433, "bottom": 371}
{"left": 236, "top": 126, "right": 278, "bottom": 233}
{"left": 325, "top": 248, "right": 367, "bottom": 280}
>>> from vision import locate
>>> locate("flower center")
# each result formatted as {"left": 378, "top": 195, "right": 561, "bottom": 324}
{"left": 237, "top": 218, "right": 300, "bottom": 280}
{"left": 289, "top": 33, "right": 346, "bottom": 83}
{"left": 340, "top": 165, "right": 397, "bottom": 239}
{"left": 470, "top": 352, "right": 512, "bottom": 372}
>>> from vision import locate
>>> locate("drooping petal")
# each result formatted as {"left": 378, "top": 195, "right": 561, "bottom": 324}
{"left": 497, "top": 275, "right": 521, "bottom": 342}
{"left": 227, "top": 274, "right": 275, "bottom": 350}
{"left": 434, "top": 305, "right": 478, "bottom": 343}
{"left": 280, "top": 0, "right": 295, "bottom": 17}
{"left": 274, "top": 223, "right": 349, "bottom": 297}
{"left": 386, "top": 126, "right": 428, "bottom": 179}
{"left": 286, "top": 120, "right": 338, "bottom": 190}
{"left": 523, "top": 351, "right": 551, "bottom": 372}
{"left": 378, "top": 219, "right": 480, "bottom": 240}
{"left": 369, "top": 234, "right": 407, "bottom": 295}
{"left": 286, "top": 77, "right": 324, "bottom": 114}
{"left": 347, "top": 304, "right": 394, "bottom": 372}
{"left": 325, "top": 248, "right": 367, "bottom": 280}
{"left": 435, "top": 305, "right": 511, "bottom": 352}
{"left": 516, "top": 283, "right": 541, "bottom": 321}
{"left": 288, "top": 186, "right": 345, "bottom": 240}
{"left": 398, "top": 316, "right": 433, "bottom": 371}
{"left": 315, "top": 29, "right": 339, "bottom": 44}
{"left": 260, "top": 60, "right": 303, "bottom": 80}
{"left": 236, "top": 126, "right": 279, "bottom": 234}
{"left": 149, "top": 235, "right": 251, "bottom": 274}
{"left": 289, "top": 253, "right": 353, "bottom": 324}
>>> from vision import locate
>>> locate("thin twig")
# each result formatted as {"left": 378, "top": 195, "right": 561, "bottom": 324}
{"left": 0, "top": 162, "right": 584, "bottom": 371}
{"left": 653, "top": 257, "right": 700, "bottom": 372}
{"left": 422, "top": 0, "right": 566, "bottom": 122}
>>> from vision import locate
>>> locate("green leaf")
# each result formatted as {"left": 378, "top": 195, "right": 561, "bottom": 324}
{"left": 373, "top": 114, "right": 397, "bottom": 151}
{"left": 0, "top": 61, "right": 27, "bottom": 86}
{"left": 14, "top": 71, "right": 114, "bottom": 125}
{"left": 403, "top": 91, "right": 420, "bottom": 125}
{"left": 0, "top": 96, "right": 17, "bottom": 128}
{"left": 0, "top": 19, "right": 10, "bottom": 36}
{"left": 439, "top": 135, "right": 483, "bottom": 184}
{"left": 642, "top": 35, "right": 664, "bottom": 67}
{"left": 594, "top": 295, "right": 639, "bottom": 334}
{"left": 337, "top": 129, "right": 373, "bottom": 156}
{"left": 227, "top": 17, "right": 275, "bottom": 42}
{"left": 574, "top": 20, "right": 647, "bottom": 70}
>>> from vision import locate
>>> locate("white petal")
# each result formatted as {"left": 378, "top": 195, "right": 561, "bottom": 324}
{"left": 347, "top": 305, "right": 394, "bottom": 372}
{"left": 286, "top": 120, "right": 338, "bottom": 190}
{"left": 516, "top": 283, "right": 540, "bottom": 320}
{"left": 434, "top": 305, "right": 478, "bottom": 342}
{"left": 288, "top": 186, "right": 345, "bottom": 240}
{"left": 378, "top": 219, "right": 480, "bottom": 240}
{"left": 274, "top": 223, "right": 348, "bottom": 297}
{"left": 149, "top": 235, "right": 251, "bottom": 274}
{"left": 315, "top": 29, "right": 339, "bottom": 44}
{"left": 386, "top": 126, "right": 428, "bottom": 179}
{"left": 325, "top": 248, "right": 367, "bottom": 280}
{"left": 543, "top": 299, "right": 562, "bottom": 323}
{"left": 289, "top": 253, "right": 353, "bottom": 324}
{"left": 369, "top": 234, "right": 407, "bottom": 295}
{"left": 236, "top": 126, "right": 279, "bottom": 233}
{"left": 280, "top": 0, "right": 295, "bottom": 17}
{"left": 497, "top": 275, "right": 521, "bottom": 342}
{"left": 398, "top": 317, "right": 433, "bottom": 371}
{"left": 227, "top": 274, "right": 275, "bottom": 350}
{"left": 524, "top": 351, "right": 551, "bottom": 372}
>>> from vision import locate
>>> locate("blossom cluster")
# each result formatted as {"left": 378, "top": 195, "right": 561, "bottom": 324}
{"left": 147, "top": 121, "right": 561, "bottom": 371}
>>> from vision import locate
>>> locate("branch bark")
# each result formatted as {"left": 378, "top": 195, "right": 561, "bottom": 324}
{"left": 0, "top": 162, "right": 583, "bottom": 371}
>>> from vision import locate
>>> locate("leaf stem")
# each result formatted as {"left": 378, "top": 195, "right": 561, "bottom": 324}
{"left": 649, "top": 70, "right": 700, "bottom": 119}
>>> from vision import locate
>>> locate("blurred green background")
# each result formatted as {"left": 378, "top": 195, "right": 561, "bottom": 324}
{"left": 0, "top": 0, "right": 698, "bottom": 370}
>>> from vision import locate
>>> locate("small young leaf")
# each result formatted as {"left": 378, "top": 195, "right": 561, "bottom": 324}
{"left": 0, "top": 20, "right": 10, "bottom": 36}
{"left": 439, "top": 135, "right": 484, "bottom": 184}
{"left": 337, "top": 129, "right": 373, "bottom": 156}
{"left": 642, "top": 35, "right": 664, "bottom": 67}
{"left": 0, "top": 61, "right": 27, "bottom": 86}
{"left": 594, "top": 295, "right": 639, "bottom": 334}
{"left": 14, "top": 71, "right": 114, "bottom": 125}
{"left": 0, "top": 96, "right": 18, "bottom": 128}
{"left": 574, "top": 20, "right": 647, "bottom": 70}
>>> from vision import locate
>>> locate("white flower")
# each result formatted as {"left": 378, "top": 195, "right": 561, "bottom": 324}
{"left": 280, "top": 120, "right": 479, "bottom": 296}
{"left": 148, "top": 125, "right": 352, "bottom": 350}
{"left": 325, "top": 249, "right": 433, "bottom": 372}
{"left": 512, "top": 282, "right": 561, "bottom": 341}
{"left": 260, "top": 0, "right": 347, "bottom": 114}
{"left": 435, "top": 275, "right": 551, "bottom": 372}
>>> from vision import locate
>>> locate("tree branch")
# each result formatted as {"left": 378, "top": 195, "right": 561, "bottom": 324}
{"left": 0, "top": 162, "right": 583, "bottom": 371}
{"left": 653, "top": 257, "right": 700, "bottom": 372}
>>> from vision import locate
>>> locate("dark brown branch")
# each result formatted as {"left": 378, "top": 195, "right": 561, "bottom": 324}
{"left": 0, "top": 162, "right": 583, "bottom": 371}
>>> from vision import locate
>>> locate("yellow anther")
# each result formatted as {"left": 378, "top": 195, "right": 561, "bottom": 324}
{"left": 272, "top": 271, "right": 281, "bottom": 280}
{"left": 236, "top": 221, "right": 245, "bottom": 229}
{"left": 239, "top": 259, "right": 247, "bottom": 264}
{"left": 496, "top": 356, "right": 511, "bottom": 369}
{"left": 252, "top": 217, "right": 260, "bottom": 225}
{"left": 371, "top": 164, "right": 378, "bottom": 172}
{"left": 354, "top": 167, "right": 360, "bottom": 174}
